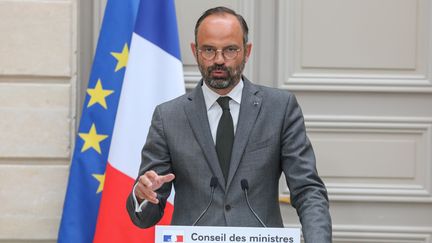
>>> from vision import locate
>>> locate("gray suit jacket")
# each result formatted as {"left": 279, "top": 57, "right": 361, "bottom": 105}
{"left": 126, "top": 78, "right": 331, "bottom": 242}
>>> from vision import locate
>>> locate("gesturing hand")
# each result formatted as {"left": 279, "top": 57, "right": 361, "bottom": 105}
{"left": 134, "top": 170, "right": 175, "bottom": 204}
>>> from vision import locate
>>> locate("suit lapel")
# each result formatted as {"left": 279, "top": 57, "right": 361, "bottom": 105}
{"left": 226, "top": 78, "right": 262, "bottom": 189}
{"left": 184, "top": 82, "right": 227, "bottom": 190}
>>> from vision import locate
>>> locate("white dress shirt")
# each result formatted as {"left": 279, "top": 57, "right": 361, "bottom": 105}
{"left": 202, "top": 79, "right": 243, "bottom": 143}
{"left": 133, "top": 80, "right": 244, "bottom": 212}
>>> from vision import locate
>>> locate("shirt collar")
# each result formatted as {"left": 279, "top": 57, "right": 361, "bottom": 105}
{"left": 202, "top": 79, "right": 244, "bottom": 111}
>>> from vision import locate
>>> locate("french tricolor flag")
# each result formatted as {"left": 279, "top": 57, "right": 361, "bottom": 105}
{"left": 163, "top": 234, "right": 184, "bottom": 242}
{"left": 93, "top": 0, "right": 184, "bottom": 242}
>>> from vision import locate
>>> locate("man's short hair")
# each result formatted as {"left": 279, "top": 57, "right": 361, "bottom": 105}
{"left": 194, "top": 6, "right": 249, "bottom": 45}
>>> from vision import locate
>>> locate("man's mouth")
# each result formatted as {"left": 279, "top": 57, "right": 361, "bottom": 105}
{"left": 211, "top": 70, "right": 228, "bottom": 78}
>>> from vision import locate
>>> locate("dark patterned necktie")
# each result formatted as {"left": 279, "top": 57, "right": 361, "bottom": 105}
{"left": 216, "top": 96, "right": 234, "bottom": 180}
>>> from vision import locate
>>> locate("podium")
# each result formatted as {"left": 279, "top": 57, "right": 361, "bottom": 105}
{"left": 155, "top": 225, "right": 300, "bottom": 243}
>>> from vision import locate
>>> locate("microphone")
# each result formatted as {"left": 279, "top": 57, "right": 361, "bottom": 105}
{"left": 240, "top": 179, "right": 267, "bottom": 227}
{"left": 192, "top": 177, "right": 218, "bottom": 226}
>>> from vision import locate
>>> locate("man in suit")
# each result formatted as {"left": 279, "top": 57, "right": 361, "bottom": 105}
{"left": 126, "top": 6, "right": 332, "bottom": 242}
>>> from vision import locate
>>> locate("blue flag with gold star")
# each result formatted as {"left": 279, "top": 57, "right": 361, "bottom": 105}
{"left": 58, "top": 0, "right": 140, "bottom": 242}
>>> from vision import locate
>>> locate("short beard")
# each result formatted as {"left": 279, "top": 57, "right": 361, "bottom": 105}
{"left": 198, "top": 59, "right": 246, "bottom": 90}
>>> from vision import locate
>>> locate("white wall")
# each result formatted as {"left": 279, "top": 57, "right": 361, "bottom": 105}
{"left": 275, "top": 0, "right": 432, "bottom": 241}
{"left": 0, "top": 0, "right": 77, "bottom": 242}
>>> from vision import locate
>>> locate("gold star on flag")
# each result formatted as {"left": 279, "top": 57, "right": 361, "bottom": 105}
{"left": 92, "top": 173, "right": 105, "bottom": 193}
{"left": 86, "top": 79, "right": 114, "bottom": 109}
{"left": 111, "top": 43, "right": 129, "bottom": 72}
{"left": 78, "top": 123, "right": 108, "bottom": 154}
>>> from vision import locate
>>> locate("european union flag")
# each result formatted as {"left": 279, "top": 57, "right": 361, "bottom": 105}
{"left": 58, "top": 0, "right": 139, "bottom": 242}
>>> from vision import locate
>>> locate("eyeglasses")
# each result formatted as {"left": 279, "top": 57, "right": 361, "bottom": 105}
{"left": 198, "top": 46, "right": 242, "bottom": 61}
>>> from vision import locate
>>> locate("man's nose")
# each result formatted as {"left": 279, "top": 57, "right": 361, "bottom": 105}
{"left": 214, "top": 50, "right": 225, "bottom": 64}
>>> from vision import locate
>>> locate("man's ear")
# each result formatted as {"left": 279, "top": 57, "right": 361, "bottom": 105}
{"left": 244, "top": 43, "right": 252, "bottom": 63}
{"left": 191, "top": 42, "right": 198, "bottom": 61}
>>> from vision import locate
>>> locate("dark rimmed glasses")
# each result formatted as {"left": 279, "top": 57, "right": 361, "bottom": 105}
{"left": 198, "top": 46, "right": 242, "bottom": 60}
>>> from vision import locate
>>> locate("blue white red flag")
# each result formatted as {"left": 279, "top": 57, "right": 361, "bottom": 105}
{"left": 58, "top": 0, "right": 184, "bottom": 242}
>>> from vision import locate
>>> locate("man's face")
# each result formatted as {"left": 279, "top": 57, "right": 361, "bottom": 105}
{"left": 192, "top": 14, "right": 251, "bottom": 94}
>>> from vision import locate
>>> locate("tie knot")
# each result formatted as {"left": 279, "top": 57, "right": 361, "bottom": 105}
{"left": 217, "top": 96, "right": 231, "bottom": 110}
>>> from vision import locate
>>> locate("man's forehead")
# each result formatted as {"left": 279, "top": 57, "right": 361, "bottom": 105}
{"left": 198, "top": 13, "right": 241, "bottom": 31}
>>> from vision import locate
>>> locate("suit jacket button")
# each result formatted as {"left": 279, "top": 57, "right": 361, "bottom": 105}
{"left": 225, "top": 205, "right": 231, "bottom": 211}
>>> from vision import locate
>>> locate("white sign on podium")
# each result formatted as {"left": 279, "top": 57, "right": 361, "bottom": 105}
{"left": 155, "top": 225, "right": 300, "bottom": 243}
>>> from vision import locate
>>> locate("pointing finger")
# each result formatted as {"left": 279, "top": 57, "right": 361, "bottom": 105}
{"left": 158, "top": 173, "right": 175, "bottom": 184}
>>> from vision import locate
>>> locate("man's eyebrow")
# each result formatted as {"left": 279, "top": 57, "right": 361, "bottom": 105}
{"left": 224, "top": 45, "right": 240, "bottom": 49}
{"left": 199, "top": 44, "right": 240, "bottom": 49}
{"left": 199, "top": 44, "right": 215, "bottom": 48}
